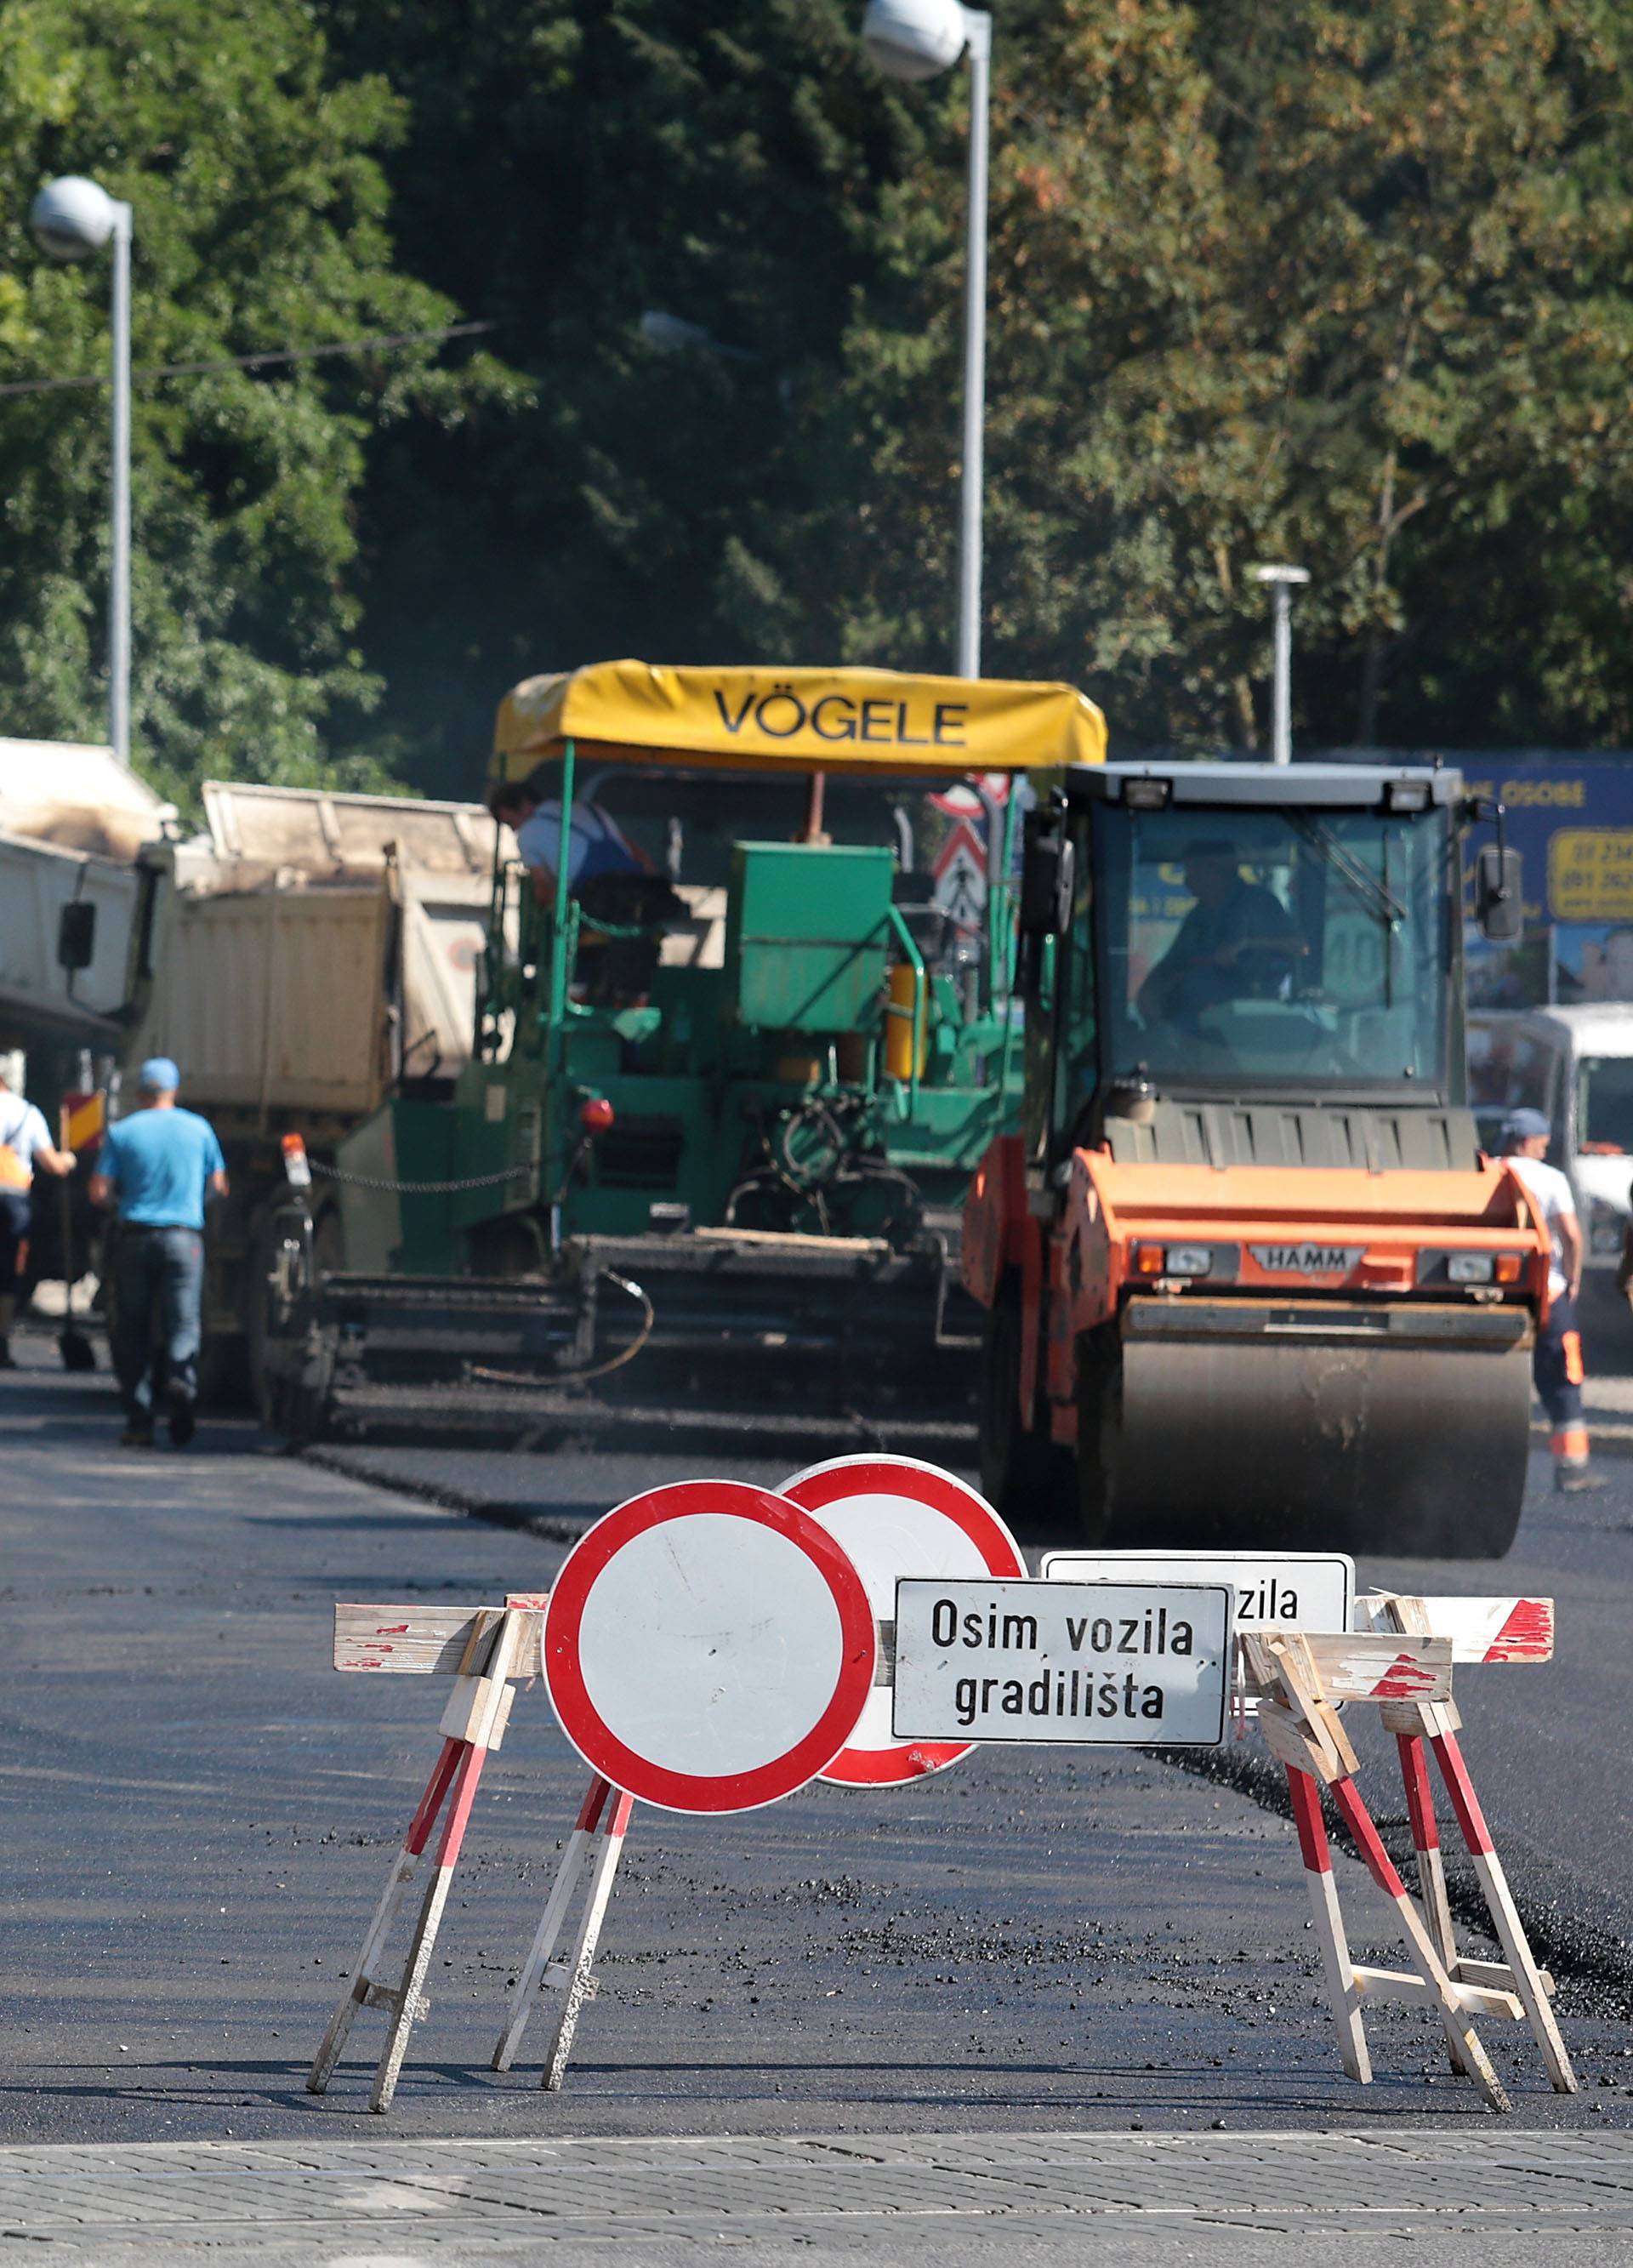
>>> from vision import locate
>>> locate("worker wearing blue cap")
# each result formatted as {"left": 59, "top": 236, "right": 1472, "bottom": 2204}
{"left": 1502, "top": 1108, "right": 1597, "bottom": 1494}
{"left": 88, "top": 1058, "right": 228, "bottom": 1448}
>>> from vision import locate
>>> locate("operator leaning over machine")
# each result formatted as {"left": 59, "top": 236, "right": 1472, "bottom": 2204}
{"left": 487, "top": 772, "right": 646, "bottom": 906}
{"left": 488, "top": 766, "right": 686, "bottom": 1001}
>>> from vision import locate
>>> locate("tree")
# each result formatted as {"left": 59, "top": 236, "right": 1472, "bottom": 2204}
{"left": 323, "top": 0, "right": 941, "bottom": 795}
{"left": 806, "top": 0, "right": 1633, "bottom": 750}
{"left": 0, "top": 0, "right": 514, "bottom": 806}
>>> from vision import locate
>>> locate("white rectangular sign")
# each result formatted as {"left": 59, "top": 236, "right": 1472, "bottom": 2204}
{"left": 892, "top": 1579, "right": 1233, "bottom": 1748}
{"left": 1041, "top": 1550, "right": 1353, "bottom": 1634}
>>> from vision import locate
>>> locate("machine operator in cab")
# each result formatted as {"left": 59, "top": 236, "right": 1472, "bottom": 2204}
{"left": 1138, "top": 838, "right": 1300, "bottom": 1029}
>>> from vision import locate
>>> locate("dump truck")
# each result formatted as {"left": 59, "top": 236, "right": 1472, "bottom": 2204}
{"left": 119, "top": 782, "right": 507, "bottom": 1404}
{"left": 259, "top": 659, "right": 1105, "bottom": 1440}
{"left": 964, "top": 758, "right": 1549, "bottom": 1559}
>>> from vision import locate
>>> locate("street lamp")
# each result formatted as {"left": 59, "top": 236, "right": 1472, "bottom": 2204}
{"left": 31, "top": 175, "right": 133, "bottom": 767}
{"left": 862, "top": 0, "right": 992, "bottom": 680}
{"left": 1250, "top": 564, "right": 1310, "bottom": 766}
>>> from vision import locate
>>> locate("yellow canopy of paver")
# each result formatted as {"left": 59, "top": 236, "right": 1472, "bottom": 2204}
{"left": 492, "top": 659, "right": 1105, "bottom": 780}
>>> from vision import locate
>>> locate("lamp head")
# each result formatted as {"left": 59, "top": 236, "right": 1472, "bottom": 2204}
{"left": 31, "top": 175, "right": 120, "bottom": 260}
{"left": 862, "top": 0, "right": 969, "bottom": 81}
{"left": 1249, "top": 563, "right": 1311, "bottom": 588}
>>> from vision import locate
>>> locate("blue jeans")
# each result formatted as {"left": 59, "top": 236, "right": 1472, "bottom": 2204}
{"left": 112, "top": 1226, "right": 204, "bottom": 1423}
{"left": 1533, "top": 1288, "right": 1587, "bottom": 1463}
{"left": 0, "top": 1187, "right": 29, "bottom": 1297}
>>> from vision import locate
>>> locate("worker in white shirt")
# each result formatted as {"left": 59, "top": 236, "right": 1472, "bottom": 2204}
{"left": 1502, "top": 1108, "right": 1598, "bottom": 1495}
{"left": 0, "top": 1067, "right": 77, "bottom": 1369}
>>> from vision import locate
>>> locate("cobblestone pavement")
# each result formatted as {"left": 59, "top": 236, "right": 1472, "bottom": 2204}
{"left": 3, "top": 2128, "right": 1632, "bottom": 2263}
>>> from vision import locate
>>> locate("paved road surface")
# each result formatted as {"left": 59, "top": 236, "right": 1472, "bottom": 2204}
{"left": 315, "top": 1397, "right": 1633, "bottom": 1980}
{"left": 5, "top": 1340, "right": 1633, "bottom": 2259}
{"left": 4, "top": 2129, "right": 1633, "bottom": 2262}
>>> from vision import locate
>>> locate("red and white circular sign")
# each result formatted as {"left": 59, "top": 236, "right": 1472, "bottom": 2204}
{"left": 543, "top": 1480, "right": 876, "bottom": 1814}
{"left": 777, "top": 1455, "right": 1026, "bottom": 1786}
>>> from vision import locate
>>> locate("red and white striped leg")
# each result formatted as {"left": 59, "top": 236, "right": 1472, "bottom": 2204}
{"left": 1431, "top": 1729, "right": 1578, "bottom": 2094}
{"left": 492, "top": 1775, "right": 613, "bottom": 2072}
{"left": 1396, "top": 1730, "right": 1469, "bottom": 2077}
{"left": 543, "top": 1787, "right": 634, "bottom": 2092}
{"left": 1285, "top": 1765, "right": 1371, "bottom": 2083}
{"left": 1327, "top": 1774, "right": 1511, "bottom": 2112}
{"left": 368, "top": 1736, "right": 491, "bottom": 2113}
{"left": 307, "top": 1735, "right": 463, "bottom": 2096}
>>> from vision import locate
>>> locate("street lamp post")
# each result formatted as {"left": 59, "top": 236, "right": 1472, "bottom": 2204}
{"left": 31, "top": 175, "right": 134, "bottom": 767}
{"left": 862, "top": 0, "right": 993, "bottom": 681}
{"left": 1250, "top": 564, "right": 1310, "bottom": 766}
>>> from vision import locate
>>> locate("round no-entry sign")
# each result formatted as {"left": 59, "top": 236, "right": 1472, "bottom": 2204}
{"left": 543, "top": 1480, "right": 876, "bottom": 1814}
{"left": 777, "top": 1455, "right": 1026, "bottom": 1786}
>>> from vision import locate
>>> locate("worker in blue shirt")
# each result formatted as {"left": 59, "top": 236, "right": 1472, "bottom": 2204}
{"left": 89, "top": 1057, "right": 227, "bottom": 1448}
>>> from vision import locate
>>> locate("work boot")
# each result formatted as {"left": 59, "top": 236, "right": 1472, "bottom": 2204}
{"left": 166, "top": 1380, "right": 196, "bottom": 1449}
{"left": 120, "top": 1423, "right": 155, "bottom": 1448}
{"left": 1556, "top": 1462, "right": 1604, "bottom": 1495}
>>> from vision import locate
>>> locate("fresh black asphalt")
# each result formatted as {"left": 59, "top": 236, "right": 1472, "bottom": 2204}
{"left": 3, "top": 1340, "right": 1631, "bottom": 2146}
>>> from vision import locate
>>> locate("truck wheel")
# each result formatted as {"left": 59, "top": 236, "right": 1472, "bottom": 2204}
{"left": 978, "top": 1279, "right": 1073, "bottom": 1529}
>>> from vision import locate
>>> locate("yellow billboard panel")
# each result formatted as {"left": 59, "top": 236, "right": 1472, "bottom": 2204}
{"left": 1547, "top": 829, "right": 1633, "bottom": 921}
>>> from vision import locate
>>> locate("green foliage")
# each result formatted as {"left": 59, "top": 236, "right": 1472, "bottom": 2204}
{"left": 335, "top": 0, "right": 1633, "bottom": 771}
{"left": 5, "top": 0, "right": 1633, "bottom": 797}
{"left": 811, "top": 0, "right": 1633, "bottom": 749}
{"left": 0, "top": 0, "right": 514, "bottom": 806}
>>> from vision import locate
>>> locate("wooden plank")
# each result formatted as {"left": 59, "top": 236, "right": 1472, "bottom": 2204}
{"left": 1297, "top": 1633, "right": 1452, "bottom": 1702}
{"left": 1264, "top": 1636, "right": 1362, "bottom": 1772}
{"left": 333, "top": 1604, "right": 544, "bottom": 1678}
{"left": 1357, "top": 1593, "right": 1554, "bottom": 1664}
{"left": 1351, "top": 1964, "right": 1522, "bottom": 2020}
{"left": 689, "top": 1226, "right": 887, "bottom": 1255}
{"left": 1257, "top": 1696, "right": 1344, "bottom": 1782}
{"left": 1455, "top": 1957, "right": 1556, "bottom": 1997}
{"left": 439, "top": 1674, "right": 516, "bottom": 1752}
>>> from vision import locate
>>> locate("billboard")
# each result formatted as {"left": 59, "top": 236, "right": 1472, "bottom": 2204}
{"left": 1450, "top": 757, "right": 1633, "bottom": 1008}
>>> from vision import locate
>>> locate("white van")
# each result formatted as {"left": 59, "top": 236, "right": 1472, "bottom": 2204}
{"left": 1467, "top": 1005, "right": 1633, "bottom": 1284}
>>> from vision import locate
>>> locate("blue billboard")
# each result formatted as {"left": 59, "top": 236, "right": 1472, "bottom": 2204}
{"left": 1437, "top": 756, "right": 1633, "bottom": 1008}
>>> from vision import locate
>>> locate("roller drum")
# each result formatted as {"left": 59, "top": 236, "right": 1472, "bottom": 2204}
{"left": 1100, "top": 1299, "right": 1533, "bottom": 1559}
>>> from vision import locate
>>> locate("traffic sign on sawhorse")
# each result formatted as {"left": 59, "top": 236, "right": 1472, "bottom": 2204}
{"left": 307, "top": 1596, "right": 541, "bottom": 2112}
{"left": 304, "top": 1473, "right": 1577, "bottom": 2112}
{"left": 1359, "top": 1591, "right": 1575, "bottom": 2096}
{"left": 492, "top": 1479, "right": 876, "bottom": 2088}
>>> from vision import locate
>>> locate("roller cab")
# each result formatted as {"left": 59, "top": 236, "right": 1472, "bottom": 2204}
{"left": 967, "top": 759, "right": 1546, "bottom": 1557}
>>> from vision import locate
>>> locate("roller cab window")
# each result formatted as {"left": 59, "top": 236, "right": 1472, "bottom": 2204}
{"left": 1093, "top": 804, "right": 1451, "bottom": 1095}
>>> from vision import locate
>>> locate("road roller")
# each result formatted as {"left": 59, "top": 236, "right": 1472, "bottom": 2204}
{"left": 964, "top": 757, "right": 1549, "bottom": 1558}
